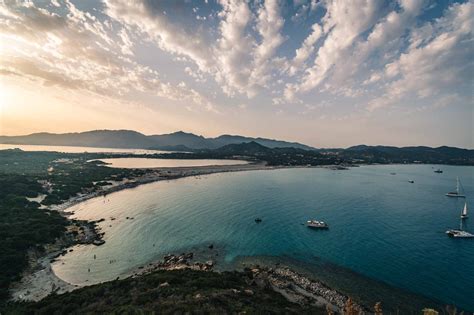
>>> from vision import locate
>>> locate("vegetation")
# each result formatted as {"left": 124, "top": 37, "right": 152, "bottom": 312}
{"left": 0, "top": 173, "right": 66, "bottom": 302}
{"left": 144, "top": 141, "right": 474, "bottom": 166}
{"left": 0, "top": 149, "right": 149, "bottom": 305}
{"left": 3, "top": 269, "right": 326, "bottom": 314}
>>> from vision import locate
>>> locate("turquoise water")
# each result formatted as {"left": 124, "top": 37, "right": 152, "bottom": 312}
{"left": 52, "top": 165, "right": 474, "bottom": 311}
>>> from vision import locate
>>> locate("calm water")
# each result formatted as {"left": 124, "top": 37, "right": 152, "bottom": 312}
{"left": 97, "top": 158, "right": 249, "bottom": 168}
{"left": 52, "top": 165, "right": 474, "bottom": 311}
{"left": 0, "top": 143, "right": 170, "bottom": 154}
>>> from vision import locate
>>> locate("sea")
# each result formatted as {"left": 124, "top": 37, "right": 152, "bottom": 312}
{"left": 51, "top": 165, "right": 474, "bottom": 312}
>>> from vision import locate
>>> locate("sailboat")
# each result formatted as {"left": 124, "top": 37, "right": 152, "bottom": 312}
{"left": 461, "top": 202, "right": 468, "bottom": 219}
{"left": 446, "top": 202, "right": 474, "bottom": 238}
{"left": 445, "top": 177, "right": 465, "bottom": 198}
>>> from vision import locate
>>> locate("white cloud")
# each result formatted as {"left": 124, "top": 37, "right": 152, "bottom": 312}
{"left": 297, "top": 0, "right": 385, "bottom": 92}
{"left": 368, "top": 1, "right": 473, "bottom": 110}
{"left": 214, "top": 0, "right": 255, "bottom": 96}
{"left": 0, "top": 1, "right": 216, "bottom": 112}
{"left": 250, "top": 0, "right": 286, "bottom": 88}
{"left": 288, "top": 22, "right": 322, "bottom": 76}
{"left": 104, "top": 0, "right": 214, "bottom": 71}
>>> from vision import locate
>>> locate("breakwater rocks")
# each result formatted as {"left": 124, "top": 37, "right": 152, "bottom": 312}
{"left": 247, "top": 266, "right": 367, "bottom": 314}
{"left": 132, "top": 253, "right": 215, "bottom": 277}
{"left": 132, "top": 254, "right": 366, "bottom": 313}
{"left": 66, "top": 219, "right": 105, "bottom": 246}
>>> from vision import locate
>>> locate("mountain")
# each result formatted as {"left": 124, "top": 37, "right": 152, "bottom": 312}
{"left": 0, "top": 130, "right": 315, "bottom": 151}
{"left": 148, "top": 131, "right": 210, "bottom": 149}
{"left": 212, "top": 141, "right": 271, "bottom": 155}
{"left": 0, "top": 130, "right": 156, "bottom": 149}
{"left": 343, "top": 145, "right": 474, "bottom": 164}
{"left": 211, "top": 134, "right": 313, "bottom": 150}
{"left": 345, "top": 145, "right": 474, "bottom": 157}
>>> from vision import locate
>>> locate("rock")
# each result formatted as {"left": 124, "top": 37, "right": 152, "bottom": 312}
{"left": 159, "top": 282, "right": 169, "bottom": 288}
{"left": 208, "top": 244, "right": 214, "bottom": 249}
{"left": 244, "top": 289, "right": 254, "bottom": 296}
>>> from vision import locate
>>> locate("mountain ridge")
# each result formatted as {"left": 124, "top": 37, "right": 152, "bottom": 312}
{"left": 0, "top": 130, "right": 315, "bottom": 151}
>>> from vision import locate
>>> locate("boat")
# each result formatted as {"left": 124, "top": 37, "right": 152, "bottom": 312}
{"left": 408, "top": 180, "right": 414, "bottom": 183}
{"left": 446, "top": 229, "right": 474, "bottom": 238}
{"left": 307, "top": 220, "right": 328, "bottom": 229}
{"left": 461, "top": 202, "right": 468, "bottom": 219}
{"left": 445, "top": 177, "right": 465, "bottom": 198}
{"left": 434, "top": 169, "right": 443, "bottom": 173}
{"left": 390, "top": 172, "right": 396, "bottom": 175}
{"left": 255, "top": 218, "right": 262, "bottom": 223}
{"left": 446, "top": 203, "right": 474, "bottom": 238}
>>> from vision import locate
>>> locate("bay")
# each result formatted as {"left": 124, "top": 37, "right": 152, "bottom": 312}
{"left": 52, "top": 165, "right": 474, "bottom": 311}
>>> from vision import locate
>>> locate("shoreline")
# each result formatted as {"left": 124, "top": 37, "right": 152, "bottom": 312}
{"left": 8, "top": 162, "right": 460, "bottom": 312}
{"left": 8, "top": 162, "right": 287, "bottom": 302}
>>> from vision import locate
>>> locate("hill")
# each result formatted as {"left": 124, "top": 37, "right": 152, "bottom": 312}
{"left": 342, "top": 145, "right": 474, "bottom": 164}
{"left": 0, "top": 130, "right": 314, "bottom": 151}
{"left": 4, "top": 269, "right": 325, "bottom": 314}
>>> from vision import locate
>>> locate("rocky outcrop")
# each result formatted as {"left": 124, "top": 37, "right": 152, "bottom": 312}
{"left": 247, "top": 266, "right": 367, "bottom": 314}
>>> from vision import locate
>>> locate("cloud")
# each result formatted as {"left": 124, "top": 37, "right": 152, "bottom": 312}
{"left": 250, "top": 0, "right": 286, "bottom": 86}
{"left": 288, "top": 22, "right": 322, "bottom": 76}
{"left": 0, "top": 0, "right": 216, "bottom": 112}
{"left": 297, "top": 0, "right": 385, "bottom": 92}
{"left": 1, "top": 0, "right": 471, "bottom": 120}
{"left": 368, "top": 1, "right": 473, "bottom": 110}
{"left": 214, "top": 0, "right": 255, "bottom": 96}
{"left": 104, "top": 0, "right": 214, "bottom": 71}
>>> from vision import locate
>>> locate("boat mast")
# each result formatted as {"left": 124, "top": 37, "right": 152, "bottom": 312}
{"left": 463, "top": 202, "right": 468, "bottom": 216}
{"left": 456, "top": 177, "right": 460, "bottom": 194}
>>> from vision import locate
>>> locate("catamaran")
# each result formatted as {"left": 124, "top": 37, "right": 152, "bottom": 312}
{"left": 461, "top": 202, "right": 468, "bottom": 219}
{"left": 446, "top": 202, "right": 473, "bottom": 238}
{"left": 446, "top": 177, "right": 465, "bottom": 198}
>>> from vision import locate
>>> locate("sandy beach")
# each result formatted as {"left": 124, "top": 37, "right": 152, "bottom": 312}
{"left": 9, "top": 162, "right": 276, "bottom": 302}
{"left": 9, "top": 162, "right": 358, "bottom": 306}
{"left": 9, "top": 249, "right": 78, "bottom": 302}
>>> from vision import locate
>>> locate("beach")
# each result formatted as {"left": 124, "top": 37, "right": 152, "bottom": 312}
{"left": 8, "top": 162, "right": 278, "bottom": 302}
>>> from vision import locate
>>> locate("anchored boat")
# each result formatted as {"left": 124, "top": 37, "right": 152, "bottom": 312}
{"left": 446, "top": 177, "right": 465, "bottom": 198}
{"left": 461, "top": 202, "right": 468, "bottom": 219}
{"left": 307, "top": 220, "right": 328, "bottom": 229}
{"left": 446, "top": 202, "right": 473, "bottom": 238}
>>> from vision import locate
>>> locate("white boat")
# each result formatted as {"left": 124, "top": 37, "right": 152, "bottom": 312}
{"left": 446, "top": 230, "right": 474, "bottom": 238}
{"left": 446, "top": 203, "right": 473, "bottom": 238}
{"left": 307, "top": 220, "right": 329, "bottom": 229}
{"left": 445, "top": 177, "right": 465, "bottom": 198}
{"left": 461, "top": 202, "right": 468, "bottom": 219}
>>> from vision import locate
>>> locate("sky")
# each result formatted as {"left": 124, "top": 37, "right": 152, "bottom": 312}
{"left": 0, "top": 0, "right": 472, "bottom": 148}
